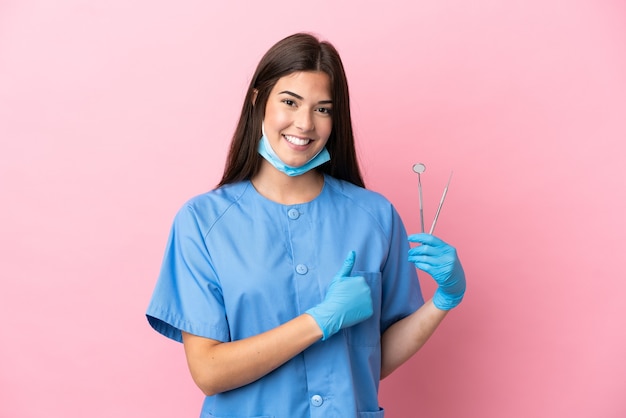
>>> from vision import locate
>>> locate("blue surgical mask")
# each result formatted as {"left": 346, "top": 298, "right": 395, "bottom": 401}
{"left": 257, "top": 126, "right": 330, "bottom": 176}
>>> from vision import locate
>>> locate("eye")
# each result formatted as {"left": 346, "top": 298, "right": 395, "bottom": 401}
{"left": 282, "top": 99, "right": 296, "bottom": 107}
{"left": 316, "top": 107, "right": 333, "bottom": 116}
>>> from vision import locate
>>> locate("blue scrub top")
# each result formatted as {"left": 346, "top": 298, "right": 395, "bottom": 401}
{"left": 147, "top": 175, "right": 424, "bottom": 418}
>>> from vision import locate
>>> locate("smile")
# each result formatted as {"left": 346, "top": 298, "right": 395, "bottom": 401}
{"left": 283, "top": 134, "right": 311, "bottom": 146}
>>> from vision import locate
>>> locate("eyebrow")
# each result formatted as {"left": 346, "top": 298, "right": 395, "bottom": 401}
{"left": 278, "top": 90, "right": 333, "bottom": 105}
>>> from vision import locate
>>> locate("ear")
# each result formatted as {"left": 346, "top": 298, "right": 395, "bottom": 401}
{"left": 251, "top": 89, "right": 258, "bottom": 106}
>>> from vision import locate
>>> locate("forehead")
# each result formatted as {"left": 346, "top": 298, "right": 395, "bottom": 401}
{"left": 272, "top": 71, "right": 332, "bottom": 98}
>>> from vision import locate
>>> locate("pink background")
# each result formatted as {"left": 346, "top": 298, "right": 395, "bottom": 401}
{"left": 1, "top": 0, "right": 625, "bottom": 417}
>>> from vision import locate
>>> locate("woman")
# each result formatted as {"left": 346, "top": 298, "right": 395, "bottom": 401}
{"left": 147, "top": 32, "right": 466, "bottom": 418}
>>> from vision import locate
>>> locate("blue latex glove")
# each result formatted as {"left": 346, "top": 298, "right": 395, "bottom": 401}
{"left": 408, "top": 233, "right": 466, "bottom": 310}
{"left": 306, "top": 251, "right": 373, "bottom": 341}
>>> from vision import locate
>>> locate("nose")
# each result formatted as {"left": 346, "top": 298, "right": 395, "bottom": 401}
{"left": 294, "top": 109, "right": 314, "bottom": 132}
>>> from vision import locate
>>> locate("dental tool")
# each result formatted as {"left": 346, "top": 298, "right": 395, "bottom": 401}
{"left": 412, "top": 163, "right": 454, "bottom": 235}
{"left": 429, "top": 171, "right": 453, "bottom": 235}
{"left": 412, "top": 163, "right": 426, "bottom": 233}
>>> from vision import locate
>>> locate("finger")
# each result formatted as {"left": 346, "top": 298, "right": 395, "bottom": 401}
{"left": 409, "top": 251, "right": 440, "bottom": 266}
{"left": 409, "top": 244, "right": 457, "bottom": 261}
{"left": 408, "top": 245, "right": 446, "bottom": 257}
{"left": 408, "top": 233, "right": 446, "bottom": 246}
{"left": 336, "top": 250, "right": 356, "bottom": 277}
{"left": 412, "top": 261, "right": 430, "bottom": 272}
{"left": 411, "top": 261, "right": 435, "bottom": 275}
{"left": 409, "top": 257, "right": 454, "bottom": 273}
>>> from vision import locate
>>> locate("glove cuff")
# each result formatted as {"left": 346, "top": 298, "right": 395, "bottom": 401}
{"left": 433, "top": 288, "right": 465, "bottom": 310}
{"left": 305, "top": 307, "right": 336, "bottom": 341}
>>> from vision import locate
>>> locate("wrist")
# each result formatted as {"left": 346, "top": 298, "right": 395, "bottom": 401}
{"left": 301, "top": 313, "right": 325, "bottom": 341}
{"left": 433, "top": 287, "right": 465, "bottom": 310}
{"left": 304, "top": 309, "right": 332, "bottom": 341}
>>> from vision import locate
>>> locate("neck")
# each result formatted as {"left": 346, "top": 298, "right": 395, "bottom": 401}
{"left": 251, "top": 161, "right": 324, "bottom": 205}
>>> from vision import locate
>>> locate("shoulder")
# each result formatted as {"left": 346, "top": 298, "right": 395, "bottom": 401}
{"left": 324, "top": 176, "right": 400, "bottom": 226}
{"left": 324, "top": 175, "right": 394, "bottom": 211}
{"left": 173, "top": 182, "right": 252, "bottom": 236}
{"left": 184, "top": 181, "right": 249, "bottom": 212}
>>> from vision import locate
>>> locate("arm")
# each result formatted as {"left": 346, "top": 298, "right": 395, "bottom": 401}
{"left": 182, "top": 314, "right": 321, "bottom": 396}
{"left": 381, "top": 233, "right": 466, "bottom": 379}
{"left": 380, "top": 299, "right": 447, "bottom": 378}
{"left": 182, "top": 251, "right": 373, "bottom": 396}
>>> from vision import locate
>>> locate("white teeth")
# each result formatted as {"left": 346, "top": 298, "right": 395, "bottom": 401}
{"left": 284, "top": 135, "right": 311, "bottom": 146}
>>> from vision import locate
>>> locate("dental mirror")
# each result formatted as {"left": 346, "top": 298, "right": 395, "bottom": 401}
{"left": 412, "top": 163, "right": 426, "bottom": 174}
{"left": 412, "top": 163, "right": 426, "bottom": 233}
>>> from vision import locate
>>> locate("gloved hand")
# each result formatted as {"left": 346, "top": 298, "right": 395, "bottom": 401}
{"left": 306, "top": 251, "right": 373, "bottom": 341}
{"left": 408, "top": 233, "right": 466, "bottom": 310}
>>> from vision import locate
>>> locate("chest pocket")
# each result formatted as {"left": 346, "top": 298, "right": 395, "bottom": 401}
{"left": 343, "top": 271, "right": 382, "bottom": 347}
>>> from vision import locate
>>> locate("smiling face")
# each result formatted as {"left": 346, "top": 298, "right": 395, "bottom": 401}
{"left": 262, "top": 71, "right": 333, "bottom": 169}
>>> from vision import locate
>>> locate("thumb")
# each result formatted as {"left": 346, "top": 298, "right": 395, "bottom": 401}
{"left": 336, "top": 251, "right": 356, "bottom": 278}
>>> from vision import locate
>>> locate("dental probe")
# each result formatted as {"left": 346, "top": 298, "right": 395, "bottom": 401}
{"left": 429, "top": 171, "right": 453, "bottom": 235}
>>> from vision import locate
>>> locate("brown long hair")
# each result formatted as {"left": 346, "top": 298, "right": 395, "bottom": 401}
{"left": 216, "top": 32, "right": 365, "bottom": 188}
